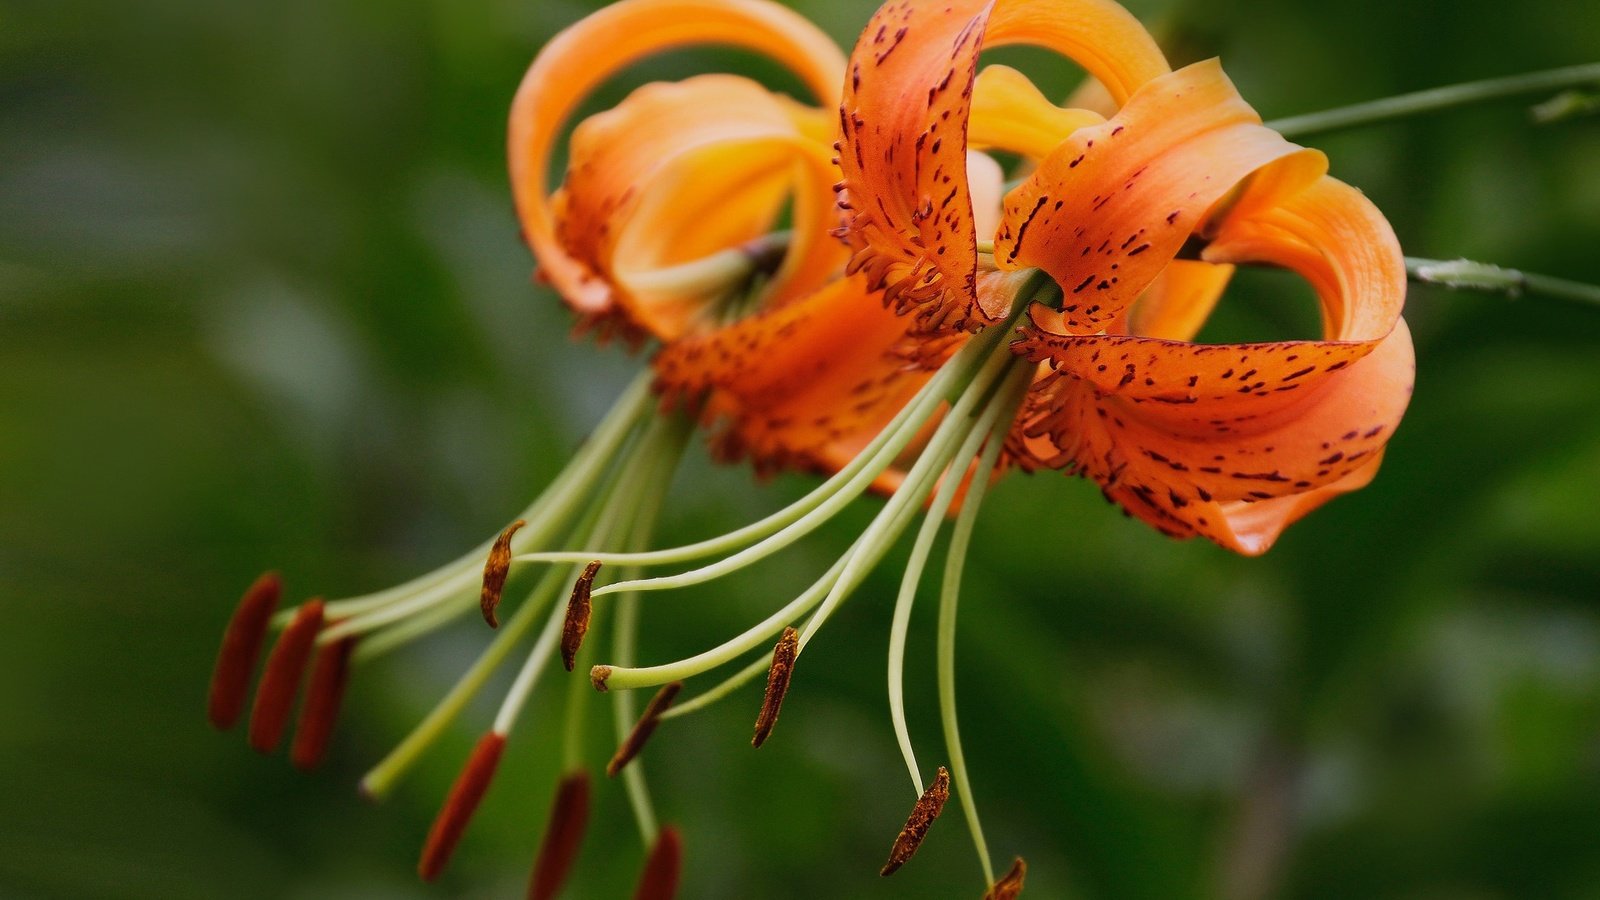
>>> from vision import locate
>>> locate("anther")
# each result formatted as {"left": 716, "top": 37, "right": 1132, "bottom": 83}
{"left": 528, "top": 771, "right": 592, "bottom": 900}
{"left": 590, "top": 665, "right": 612, "bottom": 692}
{"left": 418, "top": 732, "right": 507, "bottom": 882}
{"left": 631, "top": 825, "right": 683, "bottom": 900}
{"left": 983, "top": 857, "right": 1027, "bottom": 899}
{"left": 481, "top": 519, "right": 527, "bottom": 628}
{"left": 247, "top": 598, "right": 325, "bottom": 753}
{"left": 290, "top": 633, "right": 356, "bottom": 771}
{"left": 879, "top": 766, "right": 950, "bottom": 876}
{"left": 561, "top": 561, "right": 602, "bottom": 671}
{"left": 207, "top": 571, "right": 282, "bottom": 730}
{"left": 752, "top": 627, "right": 799, "bottom": 748}
{"left": 607, "top": 681, "right": 683, "bottom": 778}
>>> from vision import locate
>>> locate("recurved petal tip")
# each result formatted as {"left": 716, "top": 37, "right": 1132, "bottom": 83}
{"left": 561, "top": 561, "right": 602, "bottom": 671}
{"left": 418, "top": 732, "right": 508, "bottom": 882}
{"left": 631, "top": 825, "right": 683, "bottom": 900}
{"left": 207, "top": 571, "right": 283, "bottom": 730}
{"left": 607, "top": 681, "right": 683, "bottom": 778}
{"left": 246, "top": 598, "right": 325, "bottom": 753}
{"left": 752, "top": 627, "right": 799, "bottom": 748}
{"left": 880, "top": 766, "right": 951, "bottom": 876}
{"left": 290, "top": 634, "right": 357, "bottom": 771}
{"left": 528, "top": 771, "right": 592, "bottom": 900}
{"left": 983, "top": 857, "right": 1027, "bottom": 899}
{"left": 481, "top": 520, "right": 528, "bottom": 629}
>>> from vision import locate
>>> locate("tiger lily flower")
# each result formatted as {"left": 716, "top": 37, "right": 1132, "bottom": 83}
{"left": 209, "top": 0, "right": 1415, "bottom": 896}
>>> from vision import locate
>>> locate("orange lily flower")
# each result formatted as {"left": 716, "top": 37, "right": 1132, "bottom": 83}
{"left": 208, "top": 0, "right": 1419, "bottom": 896}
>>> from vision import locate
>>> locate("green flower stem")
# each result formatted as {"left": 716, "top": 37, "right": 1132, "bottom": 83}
{"left": 1267, "top": 62, "right": 1600, "bottom": 138}
{"left": 1407, "top": 256, "right": 1600, "bottom": 306}
{"left": 937, "top": 361, "right": 1032, "bottom": 889}
{"left": 511, "top": 318, "right": 1005, "bottom": 573}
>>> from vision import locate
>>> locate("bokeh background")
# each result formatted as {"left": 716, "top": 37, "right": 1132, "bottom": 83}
{"left": 4, "top": 0, "right": 1599, "bottom": 897}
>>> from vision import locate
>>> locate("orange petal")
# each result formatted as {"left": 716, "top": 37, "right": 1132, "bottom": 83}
{"left": 995, "top": 60, "right": 1324, "bottom": 333}
{"left": 1018, "top": 176, "right": 1412, "bottom": 555}
{"left": 971, "top": 65, "right": 1105, "bottom": 160}
{"left": 654, "top": 274, "right": 929, "bottom": 473}
{"left": 555, "top": 75, "right": 843, "bottom": 339}
{"left": 837, "top": 0, "right": 1168, "bottom": 333}
{"left": 509, "top": 0, "right": 844, "bottom": 331}
{"left": 1125, "top": 260, "right": 1235, "bottom": 342}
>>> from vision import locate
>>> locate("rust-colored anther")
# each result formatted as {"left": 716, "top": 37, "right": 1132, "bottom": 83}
{"left": 752, "top": 627, "right": 800, "bottom": 748}
{"left": 880, "top": 766, "right": 951, "bottom": 876}
{"left": 418, "top": 732, "right": 507, "bottom": 882}
{"left": 983, "top": 857, "right": 1028, "bottom": 900}
{"left": 590, "top": 665, "right": 613, "bottom": 692}
{"left": 528, "top": 771, "right": 592, "bottom": 900}
{"left": 289, "top": 633, "right": 357, "bottom": 771}
{"left": 631, "top": 825, "right": 683, "bottom": 900}
{"left": 207, "top": 571, "right": 283, "bottom": 730}
{"left": 607, "top": 681, "right": 683, "bottom": 778}
{"left": 561, "top": 561, "right": 602, "bottom": 672}
{"left": 247, "top": 598, "right": 325, "bottom": 753}
{"left": 481, "top": 519, "right": 527, "bottom": 629}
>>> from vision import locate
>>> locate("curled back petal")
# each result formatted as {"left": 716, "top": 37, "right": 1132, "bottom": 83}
{"left": 556, "top": 75, "right": 844, "bottom": 340}
{"left": 995, "top": 59, "right": 1326, "bottom": 334}
{"left": 509, "top": 0, "right": 845, "bottom": 332}
{"left": 837, "top": 0, "right": 1168, "bottom": 334}
{"left": 1017, "top": 176, "right": 1413, "bottom": 555}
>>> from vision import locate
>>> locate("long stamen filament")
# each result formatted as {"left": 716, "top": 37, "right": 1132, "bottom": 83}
{"left": 1406, "top": 256, "right": 1600, "bottom": 306}
{"left": 937, "top": 363, "right": 1033, "bottom": 888}
{"left": 312, "top": 372, "right": 657, "bottom": 641}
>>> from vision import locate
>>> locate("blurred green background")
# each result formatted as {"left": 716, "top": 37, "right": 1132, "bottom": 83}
{"left": 4, "top": 0, "right": 1599, "bottom": 897}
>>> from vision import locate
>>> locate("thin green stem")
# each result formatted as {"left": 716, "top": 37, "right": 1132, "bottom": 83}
{"left": 1407, "top": 256, "right": 1600, "bottom": 307}
{"left": 937, "top": 363, "right": 1032, "bottom": 889}
{"left": 1267, "top": 62, "right": 1600, "bottom": 138}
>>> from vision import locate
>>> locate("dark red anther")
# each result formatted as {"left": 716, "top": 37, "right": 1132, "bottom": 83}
{"left": 983, "top": 857, "right": 1027, "bottom": 899}
{"left": 289, "top": 633, "right": 356, "bottom": 771}
{"left": 631, "top": 825, "right": 683, "bottom": 900}
{"left": 607, "top": 681, "right": 682, "bottom": 778}
{"left": 561, "top": 561, "right": 602, "bottom": 671}
{"left": 752, "top": 627, "right": 799, "bottom": 748}
{"left": 207, "top": 571, "right": 282, "bottom": 730}
{"left": 418, "top": 732, "right": 508, "bottom": 882}
{"left": 246, "top": 598, "right": 325, "bottom": 753}
{"left": 880, "top": 767, "right": 950, "bottom": 876}
{"left": 528, "top": 771, "right": 592, "bottom": 900}
{"left": 482, "top": 520, "right": 527, "bottom": 629}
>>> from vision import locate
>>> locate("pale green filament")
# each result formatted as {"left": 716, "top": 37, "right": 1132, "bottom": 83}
{"left": 938, "top": 362, "right": 1033, "bottom": 888}
{"left": 656, "top": 655, "right": 771, "bottom": 721}
{"left": 313, "top": 371, "right": 656, "bottom": 641}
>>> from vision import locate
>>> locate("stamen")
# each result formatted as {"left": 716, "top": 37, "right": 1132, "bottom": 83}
{"left": 631, "top": 825, "right": 683, "bottom": 900}
{"left": 608, "top": 681, "right": 682, "bottom": 777}
{"left": 418, "top": 732, "right": 507, "bottom": 882}
{"left": 481, "top": 519, "right": 528, "bottom": 628}
{"left": 752, "top": 627, "right": 799, "bottom": 748}
{"left": 983, "top": 857, "right": 1027, "bottom": 900}
{"left": 528, "top": 771, "right": 592, "bottom": 900}
{"left": 290, "top": 634, "right": 356, "bottom": 771}
{"left": 562, "top": 561, "right": 602, "bottom": 671}
{"left": 247, "top": 599, "right": 325, "bottom": 753}
{"left": 880, "top": 766, "right": 950, "bottom": 876}
{"left": 208, "top": 571, "right": 282, "bottom": 730}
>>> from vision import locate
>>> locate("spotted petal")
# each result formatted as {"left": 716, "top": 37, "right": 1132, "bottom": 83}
{"left": 1017, "top": 176, "right": 1413, "bottom": 555}
{"left": 995, "top": 60, "right": 1325, "bottom": 334}
{"left": 837, "top": 0, "right": 1169, "bottom": 334}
